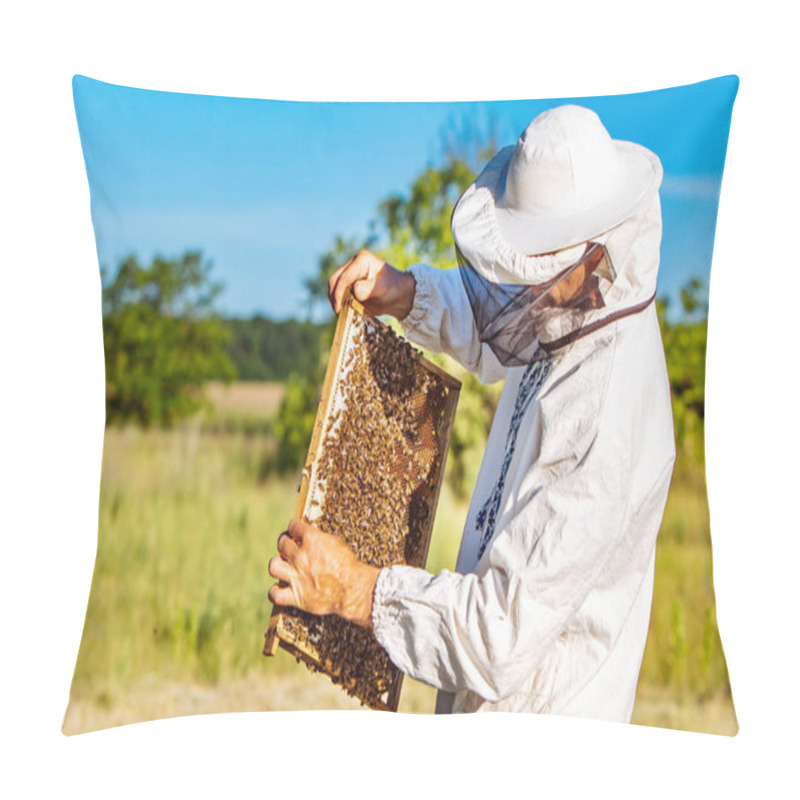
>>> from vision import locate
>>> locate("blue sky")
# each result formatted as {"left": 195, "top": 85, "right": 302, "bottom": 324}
{"left": 73, "top": 75, "right": 738, "bottom": 321}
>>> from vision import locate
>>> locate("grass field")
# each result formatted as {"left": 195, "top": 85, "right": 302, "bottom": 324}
{"left": 62, "top": 382, "right": 736, "bottom": 736}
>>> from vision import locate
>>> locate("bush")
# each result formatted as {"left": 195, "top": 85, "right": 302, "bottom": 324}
{"left": 102, "top": 252, "right": 236, "bottom": 427}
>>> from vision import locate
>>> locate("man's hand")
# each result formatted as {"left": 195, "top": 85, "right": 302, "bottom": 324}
{"left": 268, "top": 518, "right": 380, "bottom": 629}
{"left": 328, "top": 249, "right": 416, "bottom": 320}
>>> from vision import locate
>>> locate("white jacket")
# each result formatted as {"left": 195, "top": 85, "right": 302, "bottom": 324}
{"left": 371, "top": 193, "right": 676, "bottom": 720}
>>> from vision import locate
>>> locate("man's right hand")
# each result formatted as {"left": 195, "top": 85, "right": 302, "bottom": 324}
{"left": 327, "top": 250, "right": 415, "bottom": 320}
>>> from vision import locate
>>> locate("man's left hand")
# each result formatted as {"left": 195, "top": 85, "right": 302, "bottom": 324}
{"left": 268, "top": 518, "right": 379, "bottom": 629}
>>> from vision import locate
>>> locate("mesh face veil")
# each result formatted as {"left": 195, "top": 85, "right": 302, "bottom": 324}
{"left": 458, "top": 241, "right": 618, "bottom": 366}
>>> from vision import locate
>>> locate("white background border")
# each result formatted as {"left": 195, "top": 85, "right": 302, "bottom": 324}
{"left": 2, "top": 1, "right": 797, "bottom": 797}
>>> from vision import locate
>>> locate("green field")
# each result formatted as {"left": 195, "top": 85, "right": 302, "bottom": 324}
{"left": 62, "top": 382, "right": 736, "bottom": 735}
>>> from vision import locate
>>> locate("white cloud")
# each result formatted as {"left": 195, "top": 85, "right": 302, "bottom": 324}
{"left": 660, "top": 174, "right": 722, "bottom": 200}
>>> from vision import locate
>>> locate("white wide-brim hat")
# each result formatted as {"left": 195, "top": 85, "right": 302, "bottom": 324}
{"left": 452, "top": 104, "right": 662, "bottom": 283}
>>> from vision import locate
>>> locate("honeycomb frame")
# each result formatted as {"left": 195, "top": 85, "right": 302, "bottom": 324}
{"left": 263, "top": 293, "right": 460, "bottom": 711}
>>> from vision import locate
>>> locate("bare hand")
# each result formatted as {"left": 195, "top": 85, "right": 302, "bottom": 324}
{"left": 328, "top": 249, "right": 415, "bottom": 320}
{"left": 268, "top": 518, "right": 379, "bottom": 628}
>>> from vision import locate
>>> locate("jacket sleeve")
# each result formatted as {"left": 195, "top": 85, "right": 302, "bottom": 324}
{"left": 399, "top": 263, "right": 507, "bottom": 385}
{"left": 370, "top": 409, "right": 639, "bottom": 703}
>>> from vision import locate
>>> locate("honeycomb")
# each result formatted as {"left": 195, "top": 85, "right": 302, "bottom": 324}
{"left": 264, "top": 295, "right": 460, "bottom": 710}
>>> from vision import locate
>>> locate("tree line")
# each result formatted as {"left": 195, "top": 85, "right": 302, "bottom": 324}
{"left": 99, "top": 252, "right": 328, "bottom": 426}
{"left": 225, "top": 315, "right": 326, "bottom": 381}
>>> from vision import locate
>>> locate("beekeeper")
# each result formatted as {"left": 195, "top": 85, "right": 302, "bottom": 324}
{"left": 268, "top": 104, "right": 676, "bottom": 721}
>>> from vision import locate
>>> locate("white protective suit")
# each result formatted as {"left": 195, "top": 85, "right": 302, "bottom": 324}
{"left": 370, "top": 189, "right": 676, "bottom": 721}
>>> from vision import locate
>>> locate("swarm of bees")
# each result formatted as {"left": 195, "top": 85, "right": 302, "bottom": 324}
{"left": 264, "top": 297, "right": 460, "bottom": 710}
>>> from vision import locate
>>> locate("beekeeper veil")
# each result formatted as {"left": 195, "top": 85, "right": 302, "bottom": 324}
{"left": 452, "top": 105, "right": 664, "bottom": 366}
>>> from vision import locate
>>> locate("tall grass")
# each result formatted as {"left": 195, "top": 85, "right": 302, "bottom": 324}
{"left": 70, "top": 425, "right": 297, "bottom": 707}
{"left": 65, "top": 382, "right": 735, "bottom": 734}
{"left": 638, "top": 472, "right": 733, "bottom": 704}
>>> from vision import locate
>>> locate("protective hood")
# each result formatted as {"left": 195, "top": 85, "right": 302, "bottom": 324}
{"left": 452, "top": 149, "right": 663, "bottom": 364}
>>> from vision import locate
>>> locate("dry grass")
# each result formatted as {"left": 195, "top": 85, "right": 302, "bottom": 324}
{"left": 632, "top": 686, "right": 738, "bottom": 736}
{"left": 63, "top": 674, "right": 736, "bottom": 736}
{"left": 63, "top": 667, "right": 365, "bottom": 735}
{"left": 204, "top": 381, "right": 284, "bottom": 418}
{"left": 63, "top": 381, "right": 736, "bottom": 736}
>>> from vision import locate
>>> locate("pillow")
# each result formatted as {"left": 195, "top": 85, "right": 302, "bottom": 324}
{"left": 63, "top": 74, "right": 738, "bottom": 735}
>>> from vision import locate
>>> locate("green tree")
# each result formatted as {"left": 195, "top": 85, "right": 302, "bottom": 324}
{"left": 657, "top": 278, "right": 709, "bottom": 471}
{"left": 375, "top": 157, "right": 478, "bottom": 269}
{"left": 102, "top": 251, "right": 236, "bottom": 427}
